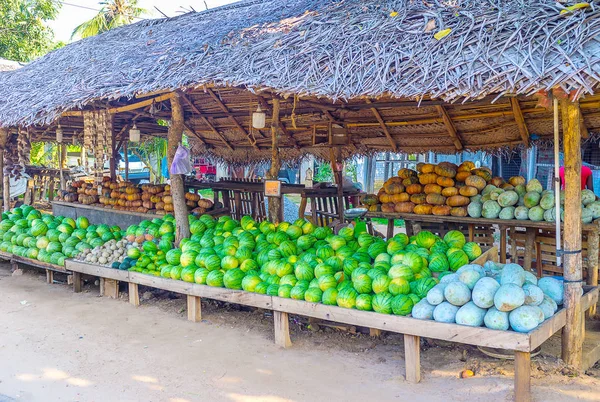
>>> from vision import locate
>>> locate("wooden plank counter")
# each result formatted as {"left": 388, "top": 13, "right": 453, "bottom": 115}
{"left": 52, "top": 201, "right": 229, "bottom": 228}
{"left": 64, "top": 248, "right": 590, "bottom": 402}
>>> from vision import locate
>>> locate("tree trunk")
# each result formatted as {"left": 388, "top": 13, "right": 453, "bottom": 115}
{"left": 60, "top": 143, "right": 67, "bottom": 190}
{"left": 560, "top": 97, "right": 583, "bottom": 367}
{"left": 168, "top": 94, "right": 190, "bottom": 244}
{"left": 267, "top": 99, "right": 282, "bottom": 223}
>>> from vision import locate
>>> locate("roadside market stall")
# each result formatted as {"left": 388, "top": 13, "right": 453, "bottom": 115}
{"left": 0, "top": 1, "right": 599, "bottom": 401}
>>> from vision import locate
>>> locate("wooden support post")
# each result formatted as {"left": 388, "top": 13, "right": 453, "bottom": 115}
{"left": 331, "top": 147, "right": 345, "bottom": 223}
{"left": 124, "top": 142, "right": 129, "bottom": 181}
{"left": 3, "top": 171, "right": 9, "bottom": 212}
{"left": 588, "top": 228, "right": 599, "bottom": 316}
{"left": 500, "top": 226, "right": 507, "bottom": 264}
{"left": 168, "top": 93, "right": 191, "bottom": 244}
{"left": 128, "top": 283, "right": 140, "bottom": 307}
{"left": 47, "top": 178, "right": 55, "bottom": 202}
{"left": 369, "top": 328, "right": 382, "bottom": 338}
{"left": 46, "top": 269, "right": 53, "bottom": 284}
{"left": 403, "top": 334, "right": 421, "bottom": 383}
{"left": 523, "top": 228, "right": 535, "bottom": 272}
{"left": 468, "top": 224, "right": 475, "bottom": 242}
{"left": 274, "top": 311, "right": 292, "bottom": 348}
{"left": 514, "top": 351, "right": 531, "bottom": 402}
{"left": 0, "top": 128, "right": 6, "bottom": 212}
{"left": 73, "top": 272, "right": 82, "bottom": 293}
{"left": 267, "top": 99, "right": 283, "bottom": 223}
{"left": 561, "top": 98, "right": 584, "bottom": 367}
{"left": 60, "top": 143, "right": 66, "bottom": 191}
{"left": 103, "top": 279, "right": 119, "bottom": 299}
{"left": 187, "top": 295, "right": 202, "bottom": 322}
{"left": 386, "top": 219, "right": 394, "bottom": 239}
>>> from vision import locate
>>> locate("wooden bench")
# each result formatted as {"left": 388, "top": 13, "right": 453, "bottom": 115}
{"left": 64, "top": 247, "right": 596, "bottom": 402}
{"left": 0, "top": 252, "right": 69, "bottom": 284}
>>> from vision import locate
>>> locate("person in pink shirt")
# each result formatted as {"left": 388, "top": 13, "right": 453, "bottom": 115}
{"left": 559, "top": 165, "right": 594, "bottom": 191}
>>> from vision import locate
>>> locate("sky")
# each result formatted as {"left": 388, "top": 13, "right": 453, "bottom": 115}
{"left": 50, "top": 0, "right": 239, "bottom": 43}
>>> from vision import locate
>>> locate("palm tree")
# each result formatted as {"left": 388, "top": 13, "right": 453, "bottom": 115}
{"left": 71, "top": 0, "right": 145, "bottom": 40}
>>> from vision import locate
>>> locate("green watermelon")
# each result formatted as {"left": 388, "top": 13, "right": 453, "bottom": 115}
{"left": 391, "top": 295, "right": 414, "bottom": 316}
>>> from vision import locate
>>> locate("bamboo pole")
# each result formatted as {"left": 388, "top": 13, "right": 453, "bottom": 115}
{"left": 553, "top": 97, "right": 562, "bottom": 267}
{"left": 0, "top": 128, "right": 7, "bottom": 212}
{"left": 267, "top": 99, "right": 283, "bottom": 223}
{"left": 59, "top": 143, "right": 66, "bottom": 191}
{"left": 560, "top": 97, "right": 583, "bottom": 368}
{"left": 168, "top": 94, "right": 191, "bottom": 244}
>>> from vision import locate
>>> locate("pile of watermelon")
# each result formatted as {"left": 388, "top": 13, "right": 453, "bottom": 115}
{"left": 414, "top": 261, "right": 562, "bottom": 332}
{"left": 124, "top": 213, "right": 483, "bottom": 316}
{"left": 0, "top": 205, "right": 124, "bottom": 266}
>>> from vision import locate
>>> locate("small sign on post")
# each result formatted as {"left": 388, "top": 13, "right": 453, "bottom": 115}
{"left": 265, "top": 180, "right": 281, "bottom": 197}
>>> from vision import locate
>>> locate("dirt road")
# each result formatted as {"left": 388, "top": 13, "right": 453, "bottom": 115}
{"left": 0, "top": 264, "right": 598, "bottom": 402}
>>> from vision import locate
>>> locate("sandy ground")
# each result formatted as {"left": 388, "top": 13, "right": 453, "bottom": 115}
{"left": 0, "top": 264, "right": 599, "bottom": 402}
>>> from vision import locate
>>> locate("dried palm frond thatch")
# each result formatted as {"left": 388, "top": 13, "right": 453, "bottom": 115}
{"left": 0, "top": 0, "right": 599, "bottom": 129}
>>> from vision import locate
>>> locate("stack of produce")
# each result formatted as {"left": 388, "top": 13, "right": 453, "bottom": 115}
{"left": 61, "top": 180, "right": 98, "bottom": 205}
{"left": 116, "top": 210, "right": 485, "bottom": 317}
{"left": 0, "top": 205, "right": 124, "bottom": 266}
{"left": 61, "top": 179, "right": 215, "bottom": 215}
{"left": 375, "top": 162, "right": 503, "bottom": 216}
{"left": 413, "top": 261, "right": 561, "bottom": 332}
{"left": 467, "top": 177, "right": 600, "bottom": 223}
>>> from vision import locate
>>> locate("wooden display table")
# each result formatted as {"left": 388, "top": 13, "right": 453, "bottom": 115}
{"left": 64, "top": 249, "right": 599, "bottom": 402}
{"left": 52, "top": 201, "right": 229, "bottom": 228}
{"left": 0, "top": 251, "right": 68, "bottom": 284}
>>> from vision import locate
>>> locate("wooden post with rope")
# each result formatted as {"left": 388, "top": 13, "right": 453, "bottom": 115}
{"left": 560, "top": 96, "right": 583, "bottom": 368}
{"left": 168, "top": 93, "right": 191, "bottom": 244}
{"left": 267, "top": 98, "right": 283, "bottom": 223}
{"left": 0, "top": 128, "right": 7, "bottom": 212}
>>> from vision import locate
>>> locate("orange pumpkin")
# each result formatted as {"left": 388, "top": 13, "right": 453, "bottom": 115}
{"left": 424, "top": 184, "right": 442, "bottom": 195}
{"left": 455, "top": 171, "right": 471, "bottom": 182}
{"left": 419, "top": 173, "right": 438, "bottom": 185}
{"left": 436, "top": 176, "right": 455, "bottom": 188}
{"left": 458, "top": 161, "right": 475, "bottom": 172}
{"left": 414, "top": 204, "right": 433, "bottom": 215}
{"left": 410, "top": 193, "right": 427, "bottom": 204}
{"left": 426, "top": 193, "right": 446, "bottom": 206}
{"left": 446, "top": 195, "right": 470, "bottom": 207}
{"left": 432, "top": 205, "right": 451, "bottom": 216}
{"left": 450, "top": 207, "right": 468, "bottom": 217}
{"left": 459, "top": 186, "right": 478, "bottom": 197}
{"left": 434, "top": 162, "right": 457, "bottom": 178}
{"left": 406, "top": 184, "right": 423, "bottom": 195}
{"left": 465, "top": 175, "right": 487, "bottom": 191}
{"left": 185, "top": 192, "right": 201, "bottom": 202}
{"left": 420, "top": 164, "right": 436, "bottom": 174}
{"left": 385, "top": 182, "right": 405, "bottom": 195}
{"left": 402, "top": 177, "right": 419, "bottom": 186}
{"left": 501, "top": 183, "right": 515, "bottom": 190}
{"left": 394, "top": 202, "right": 415, "bottom": 213}
{"left": 391, "top": 193, "right": 410, "bottom": 203}
{"left": 490, "top": 177, "right": 504, "bottom": 187}
{"left": 381, "top": 203, "right": 396, "bottom": 213}
{"left": 441, "top": 187, "right": 459, "bottom": 197}
{"left": 397, "top": 168, "right": 418, "bottom": 179}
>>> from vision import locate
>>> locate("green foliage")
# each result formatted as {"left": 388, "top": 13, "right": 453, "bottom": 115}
{"left": 314, "top": 162, "right": 333, "bottom": 182}
{"left": 0, "top": 0, "right": 60, "bottom": 62}
{"left": 71, "top": 0, "right": 146, "bottom": 40}
{"left": 30, "top": 142, "right": 57, "bottom": 167}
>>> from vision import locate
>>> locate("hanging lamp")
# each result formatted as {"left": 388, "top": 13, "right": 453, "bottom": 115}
{"left": 129, "top": 123, "right": 141, "bottom": 142}
{"left": 252, "top": 104, "right": 266, "bottom": 129}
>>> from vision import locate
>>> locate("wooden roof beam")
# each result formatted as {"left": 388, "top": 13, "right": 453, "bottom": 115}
{"left": 205, "top": 88, "right": 259, "bottom": 151}
{"left": 509, "top": 98, "right": 530, "bottom": 147}
{"left": 435, "top": 105, "right": 463, "bottom": 151}
{"left": 183, "top": 122, "right": 207, "bottom": 146}
{"left": 178, "top": 91, "right": 233, "bottom": 151}
{"left": 366, "top": 99, "right": 398, "bottom": 153}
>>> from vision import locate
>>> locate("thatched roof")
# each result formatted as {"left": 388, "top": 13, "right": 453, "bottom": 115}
{"left": 0, "top": 0, "right": 600, "bottom": 164}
